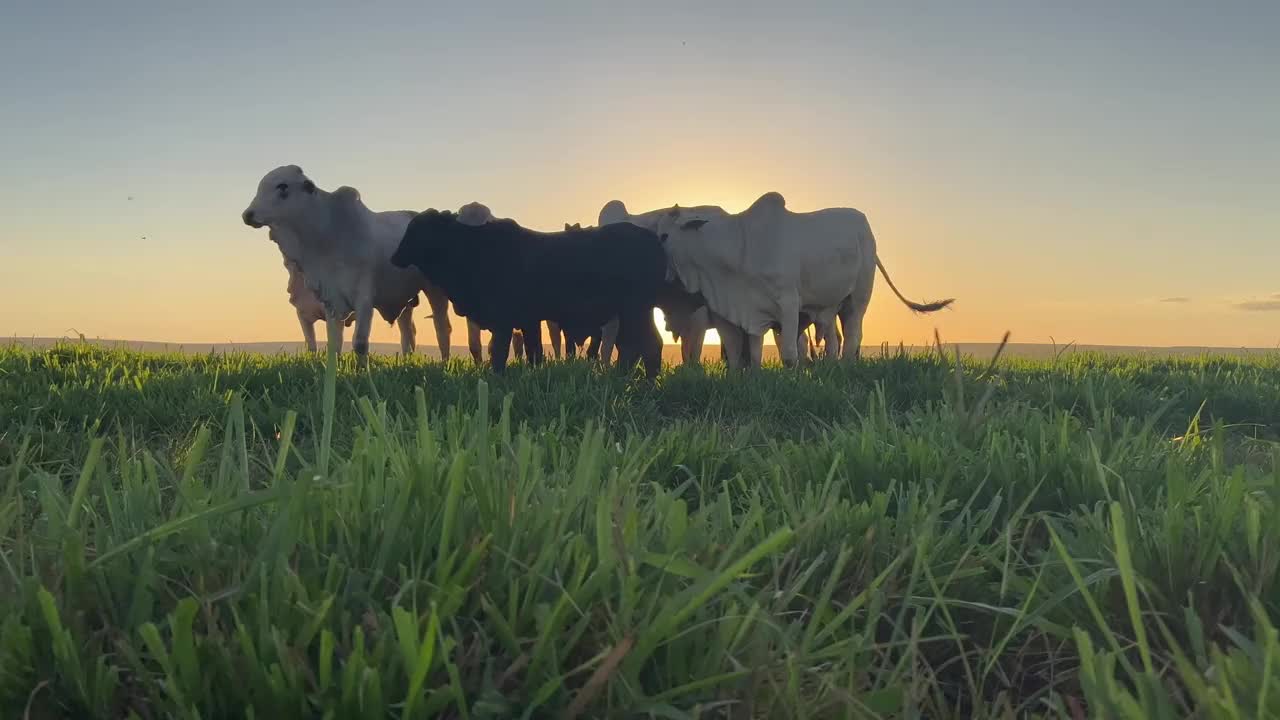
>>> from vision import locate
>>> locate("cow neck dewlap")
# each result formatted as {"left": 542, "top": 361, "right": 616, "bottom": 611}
{"left": 270, "top": 231, "right": 305, "bottom": 267}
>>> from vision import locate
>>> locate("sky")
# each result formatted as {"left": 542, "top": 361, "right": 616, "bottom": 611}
{"left": 1, "top": 1, "right": 1278, "bottom": 349}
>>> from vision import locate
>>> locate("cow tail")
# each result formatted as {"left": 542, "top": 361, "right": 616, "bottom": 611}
{"left": 875, "top": 256, "right": 955, "bottom": 313}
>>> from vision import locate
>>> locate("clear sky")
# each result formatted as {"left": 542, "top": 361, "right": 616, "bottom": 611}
{"left": 2, "top": 1, "right": 1277, "bottom": 348}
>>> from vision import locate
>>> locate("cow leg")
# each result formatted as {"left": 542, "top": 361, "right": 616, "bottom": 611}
{"left": 776, "top": 296, "right": 802, "bottom": 368}
{"left": 685, "top": 306, "right": 709, "bottom": 366}
{"left": 489, "top": 327, "right": 513, "bottom": 374}
{"left": 510, "top": 330, "right": 525, "bottom": 363}
{"left": 839, "top": 293, "right": 871, "bottom": 360}
{"left": 613, "top": 312, "right": 640, "bottom": 375}
{"left": 522, "top": 323, "right": 544, "bottom": 366}
{"left": 714, "top": 316, "right": 745, "bottom": 370}
{"left": 796, "top": 312, "right": 818, "bottom": 363}
{"left": 643, "top": 318, "right": 663, "bottom": 379}
{"left": 423, "top": 286, "right": 452, "bottom": 362}
{"left": 467, "top": 319, "right": 484, "bottom": 364}
{"left": 801, "top": 313, "right": 820, "bottom": 363}
{"left": 299, "top": 312, "right": 318, "bottom": 353}
{"left": 396, "top": 305, "right": 417, "bottom": 355}
{"left": 599, "top": 317, "right": 620, "bottom": 366}
{"left": 665, "top": 308, "right": 690, "bottom": 365}
{"left": 717, "top": 331, "right": 735, "bottom": 370}
{"left": 616, "top": 305, "right": 662, "bottom": 379}
{"left": 616, "top": 343, "right": 639, "bottom": 374}
{"left": 674, "top": 305, "right": 710, "bottom": 365}
{"left": 547, "top": 321, "right": 562, "bottom": 360}
{"left": 747, "top": 333, "right": 765, "bottom": 369}
{"left": 820, "top": 317, "right": 840, "bottom": 360}
{"left": 352, "top": 303, "right": 375, "bottom": 370}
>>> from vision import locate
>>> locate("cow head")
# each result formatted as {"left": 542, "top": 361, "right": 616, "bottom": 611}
{"left": 390, "top": 208, "right": 460, "bottom": 272}
{"left": 653, "top": 206, "right": 712, "bottom": 244}
{"left": 564, "top": 222, "right": 582, "bottom": 231}
{"left": 242, "top": 165, "right": 319, "bottom": 229}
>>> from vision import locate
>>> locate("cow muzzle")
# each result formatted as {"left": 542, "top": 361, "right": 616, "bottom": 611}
{"left": 242, "top": 209, "right": 264, "bottom": 228}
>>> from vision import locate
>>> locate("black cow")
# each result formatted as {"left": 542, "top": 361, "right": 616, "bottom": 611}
{"left": 391, "top": 210, "right": 666, "bottom": 377}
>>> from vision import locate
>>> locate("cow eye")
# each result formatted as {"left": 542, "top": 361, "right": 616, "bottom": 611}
{"left": 276, "top": 183, "right": 289, "bottom": 195}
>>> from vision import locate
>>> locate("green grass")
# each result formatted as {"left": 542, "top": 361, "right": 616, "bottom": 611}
{"left": 1, "top": 342, "right": 1278, "bottom": 718}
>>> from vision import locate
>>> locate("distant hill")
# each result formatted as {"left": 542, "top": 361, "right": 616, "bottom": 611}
{"left": 6, "top": 336, "right": 1277, "bottom": 361}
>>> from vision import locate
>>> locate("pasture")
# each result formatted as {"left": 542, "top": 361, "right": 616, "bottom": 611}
{"left": 2, "top": 342, "right": 1279, "bottom": 718}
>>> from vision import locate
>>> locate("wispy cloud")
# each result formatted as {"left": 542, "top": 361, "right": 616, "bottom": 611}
{"left": 1159, "top": 297, "right": 1191, "bottom": 303}
{"left": 1235, "top": 299, "right": 1280, "bottom": 312}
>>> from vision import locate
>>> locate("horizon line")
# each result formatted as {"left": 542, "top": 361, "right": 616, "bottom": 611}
{"left": 6, "top": 336, "right": 1279, "bottom": 353}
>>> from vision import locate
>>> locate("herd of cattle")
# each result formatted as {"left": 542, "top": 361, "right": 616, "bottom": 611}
{"left": 241, "top": 165, "right": 954, "bottom": 377}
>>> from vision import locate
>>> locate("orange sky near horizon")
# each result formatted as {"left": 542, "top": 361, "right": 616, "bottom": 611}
{"left": 3, "top": 166, "right": 1279, "bottom": 351}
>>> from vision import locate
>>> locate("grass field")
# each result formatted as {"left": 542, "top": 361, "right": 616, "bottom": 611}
{"left": 2, "top": 342, "right": 1279, "bottom": 718}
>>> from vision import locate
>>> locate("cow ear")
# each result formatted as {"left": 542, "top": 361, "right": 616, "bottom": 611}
{"left": 680, "top": 218, "right": 708, "bottom": 231}
{"left": 302, "top": 179, "right": 316, "bottom": 194}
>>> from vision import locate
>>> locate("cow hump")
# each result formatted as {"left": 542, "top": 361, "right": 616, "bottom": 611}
{"left": 745, "top": 191, "right": 786, "bottom": 215}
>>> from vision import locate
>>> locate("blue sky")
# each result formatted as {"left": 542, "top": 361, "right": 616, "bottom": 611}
{"left": 2, "top": 1, "right": 1277, "bottom": 346}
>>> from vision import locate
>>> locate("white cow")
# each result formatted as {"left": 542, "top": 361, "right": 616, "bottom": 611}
{"left": 596, "top": 200, "right": 731, "bottom": 365}
{"left": 455, "top": 201, "right": 570, "bottom": 363}
{"left": 241, "top": 165, "right": 452, "bottom": 365}
{"left": 603, "top": 201, "right": 853, "bottom": 366}
{"left": 600, "top": 200, "right": 861, "bottom": 366}
{"left": 655, "top": 192, "right": 953, "bottom": 369}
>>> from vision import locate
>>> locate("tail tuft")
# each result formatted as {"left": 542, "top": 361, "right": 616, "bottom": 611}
{"left": 875, "top": 257, "right": 954, "bottom": 314}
